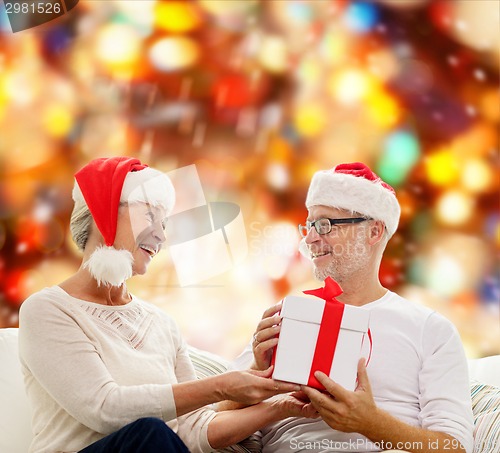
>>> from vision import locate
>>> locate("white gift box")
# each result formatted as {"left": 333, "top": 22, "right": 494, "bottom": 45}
{"left": 272, "top": 294, "right": 370, "bottom": 391}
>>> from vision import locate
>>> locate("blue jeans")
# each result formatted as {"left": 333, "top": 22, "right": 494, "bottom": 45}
{"left": 78, "top": 417, "right": 190, "bottom": 453}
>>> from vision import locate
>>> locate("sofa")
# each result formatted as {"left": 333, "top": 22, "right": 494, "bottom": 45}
{"left": 1, "top": 327, "right": 499, "bottom": 453}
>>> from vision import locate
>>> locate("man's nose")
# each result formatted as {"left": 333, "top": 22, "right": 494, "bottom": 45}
{"left": 304, "top": 226, "right": 320, "bottom": 244}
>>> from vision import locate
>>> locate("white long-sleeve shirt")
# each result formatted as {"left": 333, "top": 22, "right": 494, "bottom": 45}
{"left": 232, "top": 290, "right": 474, "bottom": 453}
{"left": 18, "top": 286, "right": 216, "bottom": 453}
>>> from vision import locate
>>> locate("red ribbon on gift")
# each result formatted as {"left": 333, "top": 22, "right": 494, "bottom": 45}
{"left": 303, "top": 276, "right": 345, "bottom": 390}
{"left": 304, "top": 277, "right": 374, "bottom": 390}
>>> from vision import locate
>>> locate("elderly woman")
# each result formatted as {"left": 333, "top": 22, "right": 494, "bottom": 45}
{"left": 18, "top": 157, "right": 315, "bottom": 453}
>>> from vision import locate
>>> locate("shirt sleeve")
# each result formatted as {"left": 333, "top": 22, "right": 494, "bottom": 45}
{"left": 19, "top": 295, "right": 177, "bottom": 435}
{"left": 171, "top": 334, "right": 217, "bottom": 453}
{"left": 418, "top": 312, "right": 474, "bottom": 453}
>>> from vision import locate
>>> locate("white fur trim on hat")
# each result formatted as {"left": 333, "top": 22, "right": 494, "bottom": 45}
{"left": 83, "top": 246, "right": 134, "bottom": 287}
{"left": 305, "top": 170, "right": 401, "bottom": 237}
{"left": 72, "top": 167, "right": 175, "bottom": 215}
{"left": 121, "top": 167, "right": 175, "bottom": 214}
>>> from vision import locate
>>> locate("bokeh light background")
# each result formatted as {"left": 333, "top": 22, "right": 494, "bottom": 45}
{"left": 0, "top": 0, "right": 498, "bottom": 360}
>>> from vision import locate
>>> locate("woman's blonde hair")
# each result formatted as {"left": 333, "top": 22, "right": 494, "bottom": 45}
{"left": 69, "top": 201, "right": 93, "bottom": 251}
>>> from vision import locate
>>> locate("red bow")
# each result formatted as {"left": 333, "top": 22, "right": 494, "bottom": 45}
{"left": 303, "top": 276, "right": 343, "bottom": 301}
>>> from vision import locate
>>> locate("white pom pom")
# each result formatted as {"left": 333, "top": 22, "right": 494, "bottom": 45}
{"left": 83, "top": 246, "right": 134, "bottom": 287}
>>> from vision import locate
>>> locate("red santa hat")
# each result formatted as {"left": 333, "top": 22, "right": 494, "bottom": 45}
{"left": 305, "top": 162, "right": 400, "bottom": 237}
{"left": 72, "top": 156, "right": 175, "bottom": 287}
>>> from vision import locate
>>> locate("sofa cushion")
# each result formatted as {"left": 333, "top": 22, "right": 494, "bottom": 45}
{"left": 188, "top": 345, "right": 230, "bottom": 379}
{"left": 470, "top": 381, "right": 500, "bottom": 453}
{"left": 0, "top": 328, "right": 33, "bottom": 453}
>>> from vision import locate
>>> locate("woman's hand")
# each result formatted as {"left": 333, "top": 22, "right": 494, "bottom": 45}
{"left": 221, "top": 366, "right": 301, "bottom": 405}
{"left": 252, "top": 303, "right": 282, "bottom": 371}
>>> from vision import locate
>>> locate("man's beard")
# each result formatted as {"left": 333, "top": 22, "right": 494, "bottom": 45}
{"left": 312, "top": 239, "right": 371, "bottom": 284}
{"left": 313, "top": 257, "right": 366, "bottom": 283}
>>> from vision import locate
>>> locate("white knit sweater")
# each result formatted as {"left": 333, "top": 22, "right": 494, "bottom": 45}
{"left": 19, "top": 286, "right": 216, "bottom": 453}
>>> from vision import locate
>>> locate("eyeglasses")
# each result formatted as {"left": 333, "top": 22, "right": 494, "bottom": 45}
{"left": 298, "top": 217, "right": 371, "bottom": 238}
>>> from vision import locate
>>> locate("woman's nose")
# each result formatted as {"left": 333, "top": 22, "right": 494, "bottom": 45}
{"left": 152, "top": 223, "right": 166, "bottom": 243}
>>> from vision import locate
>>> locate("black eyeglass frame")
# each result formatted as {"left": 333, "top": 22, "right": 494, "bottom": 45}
{"left": 298, "top": 217, "right": 371, "bottom": 238}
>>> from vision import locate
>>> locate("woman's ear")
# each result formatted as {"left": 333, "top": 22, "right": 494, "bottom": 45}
{"left": 368, "top": 220, "right": 385, "bottom": 245}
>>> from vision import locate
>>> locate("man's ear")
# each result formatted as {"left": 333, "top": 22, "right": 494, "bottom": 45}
{"left": 368, "top": 220, "right": 385, "bottom": 245}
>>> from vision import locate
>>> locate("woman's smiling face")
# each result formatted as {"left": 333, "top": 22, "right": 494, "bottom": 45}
{"left": 113, "top": 203, "right": 168, "bottom": 276}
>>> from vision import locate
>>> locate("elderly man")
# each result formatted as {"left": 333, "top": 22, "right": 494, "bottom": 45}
{"left": 235, "top": 162, "right": 474, "bottom": 453}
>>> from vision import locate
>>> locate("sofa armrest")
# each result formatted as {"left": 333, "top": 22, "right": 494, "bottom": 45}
{"left": 468, "top": 355, "right": 500, "bottom": 387}
{"left": 0, "top": 328, "right": 33, "bottom": 453}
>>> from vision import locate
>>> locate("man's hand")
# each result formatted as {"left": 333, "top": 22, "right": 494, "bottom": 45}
{"left": 301, "top": 359, "right": 466, "bottom": 453}
{"left": 251, "top": 303, "right": 282, "bottom": 370}
{"left": 301, "top": 358, "right": 378, "bottom": 434}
